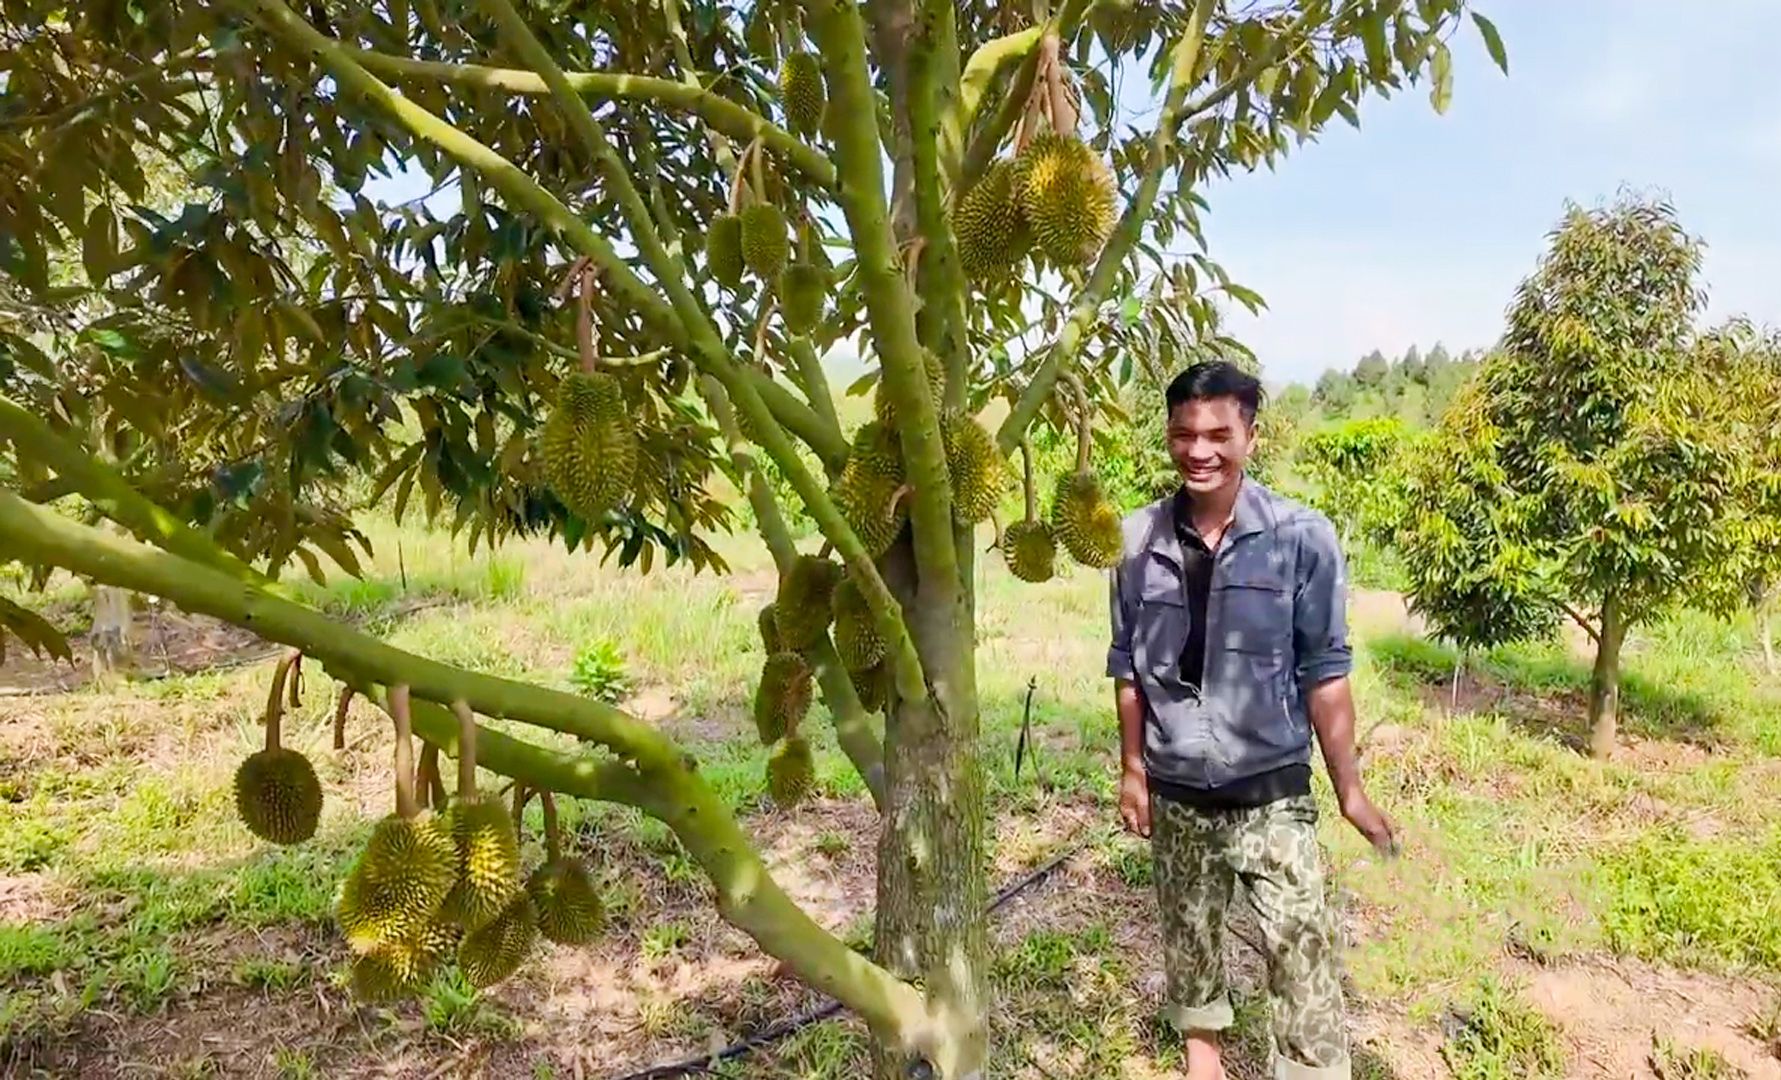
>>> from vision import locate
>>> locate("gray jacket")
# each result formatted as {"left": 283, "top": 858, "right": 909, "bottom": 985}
{"left": 1106, "top": 479, "right": 1352, "bottom": 789}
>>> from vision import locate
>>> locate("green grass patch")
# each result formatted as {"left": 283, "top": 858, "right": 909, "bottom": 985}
{"left": 1441, "top": 977, "right": 1568, "bottom": 1080}
{"left": 1600, "top": 826, "right": 1781, "bottom": 970}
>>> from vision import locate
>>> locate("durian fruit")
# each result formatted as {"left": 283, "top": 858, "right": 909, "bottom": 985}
{"left": 708, "top": 213, "right": 744, "bottom": 287}
{"left": 540, "top": 370, "right": 638, "bottom": 522}
{"left": 873, "top": 350, "right": 947, "bottom": 428}
{"left": 235, "top": 653, "right": 323, "bottom": 845}
{"left": 757, "top": 602, "right": 783, "bottom": 654}
{"left": 778, "top": 50, "right": 826, "bottom": 137}
{"left": 458, "top": 892, "right": 539, "bottom": 988}
{"left": 1000, "top": 520, "right": 1057, "bottom": 583}
{"left": 440, "top": 701, "right": 523, "bottom": 932}
{"left": 1050, "top": 471, "right": 1124, "bottom": 569}
{"left": 849, "top": 661, "right": 887, "bottom": 713}
{"left": 740, "top": 203, "right": 790, "bottom": 280}
{"left": 940, "top": 411, "right": 1009, "bottom": 524}
{"left": 350, "top": 920, "right": 457, "bottom": 1002}
{"left": 753, "top": 650, "right": 813, "bottom": 744}
{"left": 830, "top": 574, "right": 884, "bottom": 673}
{"left": 528, "top": 793, "right": 606, "bottom": 946}
{"left": 1014, "top": 133, "right": 1117, "bottom": 267}
{"left": 953, "top": 158, "right": 1032, "bottom": 283}
{"left": 779, "top": 263, "right": 827, "bottom": 335}
{"left": 773, "top": 554, "right": 842, "bottom": 651}
{"left": 766, "top": 736, "right": 815, "bottom": 808}
{"left": 832, "top": 425, "right": 908, "bottom": 560}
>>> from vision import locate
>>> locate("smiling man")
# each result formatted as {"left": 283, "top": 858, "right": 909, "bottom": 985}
{"left": 1107, "top": 361, "right": 1397, "bottom": 1080}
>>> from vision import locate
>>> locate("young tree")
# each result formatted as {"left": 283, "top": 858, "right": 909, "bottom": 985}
{"left": 0, "top": 2, "right": 1498, "bottom": 1073}
{"left": 1397, "top": 198, "right": 1761, "bottom": 758}
{"left": 1299, "top": 414, "right": 1407, "bottom": 548}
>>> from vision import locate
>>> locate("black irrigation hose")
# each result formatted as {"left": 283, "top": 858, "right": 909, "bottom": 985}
{"left": 610, "top": 838, "right": 1093, "bottom": 1080}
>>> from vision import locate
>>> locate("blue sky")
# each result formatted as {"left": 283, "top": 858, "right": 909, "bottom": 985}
{"left": 1200, "top": 0, "right": 1781, "bottom": 384}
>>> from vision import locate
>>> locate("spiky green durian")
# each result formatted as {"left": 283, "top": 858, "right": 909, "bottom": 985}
{"left": 1050, "top": 471, "right": 1123, "bottom": 569}
{"left": 953, "top": 158, "right": 1032, "bottom": 283}
{"left": 873, "top": 351, "right": 947, "bottom": 428}
{"left": 774, "top": 554, "right": 842, "bottom": 651}
{"left": 234, "top": 747, "right": 322, "bottom": 845}
{"left": 849, "top": 661, "right": 887, "bottom": 713}
{"left": 779, "top": 51, "right": 826, "bottom": 137}
{"left": 540, "top": 371, "right": 637, "bottom": 522}
{"left": 349, "top": 920, "right": 457, "bottom": 1002}
{"left": 1015, "top": 133, "right": 1117, "bottom": 267}
{"left": 753, "top": 650, "right": 813, "bottom": 744}
{"left": 708, "top": 213, "right": 744, "bottom": 287}
{"left": 458, "top": 893, "right": 538, "bottom": 988}
{"left": 336, "top": 811, "right": 457, "bottom": 953}
{"left": 940, "top": 411, "right": 1008, "bottom": 524}
{"left": 830, "top": 575, "right": 884, "bottom": 673}
{"left": 757, "top": 602, "right": 783, "bottom": 654}
{"left": 740, "top": 203, "right": 790, "bottom": 280}
{"left": 1000, "top": 520, "right": 1057, "bottom": 583}
{"left": 766, "top": 736, "right": 815, "bottom": 808}
{"left": 832, "top": 422, "right": 907, "bottom": 559}
{"left": 440, "top": 795, "right": 522, "bottom": 931}
{"left": 528, "top": 857, "right": 606, "bottom": 945}
{"left": 779, "top": 263, "right": 827, "bottom": 335}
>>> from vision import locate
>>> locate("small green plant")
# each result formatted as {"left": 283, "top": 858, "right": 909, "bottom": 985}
{"left": 1601, "top": 827, "right": 1781, "bottom": 970}
{"left": 813, "top": 830, "right": 850, "bottom": 857}
{"left": 273, "top": 1047, "right": 318, "bottom": 1080}
{"left": 1650, "top": 1037, "right": 1745, "bottom": 1079}
{"left": 233, "top": 957, "right": 306, "bottom": 992}
{"left": 1441, "top": 977, "right": 1566, "bottom": 1080}
{"left": 568, "top": 637, "right": 632, "bottom": 703}
{"left": 640, "top": 921, "right": 692, "bottom": 961}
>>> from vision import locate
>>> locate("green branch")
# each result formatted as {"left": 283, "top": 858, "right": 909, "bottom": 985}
{"left": 949, "top": 27, "right": 1041, "bottom": 180}
{"left": 346, "top": 49, "right": 833, "bottom": 187}
{"left": 788, "top": 338, "right": 842, "bottom": 436}
{"left": 957, "top": 0, "right": 1095, "bottom": 185}
{"left": 995, "top": 0, "right": 1218, "bottom": 456}
{"left": 745, "top": 367, "right": 849, "bottom": 471}
{"left": 910, "top": 0, "right": 970, "bottom": 400}
{"left": 805, "top": 0, "right": 960, "bottom": 651}
{"left": 702, "top": 377, "right": 887, "bottom": 807}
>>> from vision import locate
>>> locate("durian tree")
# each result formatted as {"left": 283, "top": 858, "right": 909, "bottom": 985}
{"left": 0, "top": 0, "right": 1501, "bottom": 1073}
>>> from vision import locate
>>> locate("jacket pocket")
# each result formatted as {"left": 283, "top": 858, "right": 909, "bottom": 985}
{"left": 1134, "top": 565, "right": 1187, "bottom": 678}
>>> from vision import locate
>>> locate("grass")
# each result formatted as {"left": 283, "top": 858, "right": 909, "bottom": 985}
{"left": 3, "top": 513, "right": 1780, "bottom": 1074}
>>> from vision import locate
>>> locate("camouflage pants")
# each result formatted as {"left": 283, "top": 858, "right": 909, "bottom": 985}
{"left": 1151, "top": 793, "right": 1350, "bottom": 1080}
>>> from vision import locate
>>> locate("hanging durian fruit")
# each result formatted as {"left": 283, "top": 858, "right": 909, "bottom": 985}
{"left": 873, "top": 350, "right": 947, "bottom": 429}
{"left": 757, "top": 602, "right": 783, "bottom": 654}
{"left": 1014, "top": 132, "right": 1116, "bottom": 268}
{"left": 778, "top": 50, "right": 826, "bottom": 137}
{"left": 830, "top": 573, "right": 884, "bottom": 673}
{"left": 1002, "top": 440, "right": 1058, "bottom": 582}
{"left": 351, "top": 920, "right": 458, "bottom": 1002}
{"left": 953, "top": 158, "right": 1032, "bottom": 284}
{"left": 458, "top": 892, "right": 539, "bottom": 988}
{"left": 439, "top": 701, "right": 522, "bottom": 932}
{"left": 753, "top": 649, "right": 813, "bottom": 744}
{"left": 235, "top": 652, "right": 322, "bottom": 845}
{"left": 766, "top": 735, "right": 815, "bottom": 808}
{"left": 773, "top": 553, "right": 842, "bottom": 651}
{"left": 1051, "top": 471, "right": 1123, "bottom": 569}
{"left": 779, "top": 262, "right": 827, "bottom": 335}
{"left": 540, "top": 372, "right": 637, "bottom": 521}
{"left": 708, "top": 213, "right": 744, "bottom": 287}
{"left": 337, "top": 686, "right": 457, "bottom": 958}
{"left": 848, "top": 661, "right": 887, "bottom": 713}
{"left": 527, "top": 792, "right": 606, "bottom": 946}
{"left": 940, "top": 411, "right": 1009, "bottom": 524}
{"left": 832, "top": 422, "right": 908, "bottom": 559}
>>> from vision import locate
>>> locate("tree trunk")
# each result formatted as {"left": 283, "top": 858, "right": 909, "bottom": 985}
{"left": 90, "top": 584, "right": 134, "bottom": 683}
{"left": 871, "top": 540, "right": 988, "bottom": 1079}
{"left": 1761, "top": 595, "right": 1776, "bottom": 676}
{"left": 1588, "top": 595, "right": 1627, "bottom": 759}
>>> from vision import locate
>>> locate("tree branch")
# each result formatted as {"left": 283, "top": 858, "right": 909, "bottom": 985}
{"left": 957, "top": 0, "right": 1095, "bottom": 185}
{"left": 805, "top": 0, "right": 960, "bottom": 662}
{"left": 910, "top": 0, "right": 970, "bottom": 399}
{"left": 345, "top": 49, "right": 833, "bottom": 187}
{"left": 995, "top": 0, "right": 1218, "bottom": 455}
{"left": 1559, "top": 601, "right": 1602, "bottom": 645}
{"left": 787, "top": 338, "right": 842, "bottom": 436}
{"left": 948, "top": 26, "right": 1041, "bottom": 179}
{"left": 702, "top": 376, "right": 887, "bottom": 807}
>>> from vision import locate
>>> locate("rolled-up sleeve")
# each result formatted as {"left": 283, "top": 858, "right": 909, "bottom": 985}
{"left": 1106, "top": 566, "right": 1136, "bottom": 681}
{"left": 1293, "top": 515, "right": 1353, "bottom": 685}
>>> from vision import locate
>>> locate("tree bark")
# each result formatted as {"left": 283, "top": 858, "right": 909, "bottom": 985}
{"left": 89, "top": 584, "right": 133, "bottom": 683}
{"left": 871, "top": 540, "right": 988, "bottom": 1079}
{"left": 1760, "top": 592, "right": 1776, "bottom": 676}
{"left": 1588, "top": 595, "right": 1627, "bottom": 759}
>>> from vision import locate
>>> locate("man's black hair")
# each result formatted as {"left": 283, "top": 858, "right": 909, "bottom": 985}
{"left": 1165, "top": 360, "right": 1264, "bottom": 425}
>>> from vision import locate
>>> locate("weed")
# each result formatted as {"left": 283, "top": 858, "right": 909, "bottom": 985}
{"left": 0, "top": 801, "right": 71, "bottom": 872}
{"left": 813, "top": 830, "right": 850, "bottom": 857}
{"left": 115, "top": 944, "right": 180, "bottom": 1013}
{"left": 1600, "top": 827, "right": 1781, "bottom": 970}
{"left": 421, "top": 968, "right": 519, "bottom": 1038}
{"left": 568, "top": 636, "right": 631, "bottom": 702}
{"left": 233, "top": 956, "right": 306, "bottom": 992}
{"left": 0, "top": 924, "right": 70, "bottom": 980}
{"left": 272, "top": 1047, "right": 319, "bottom": 1079}
{"left": 1650, "top": 1036, "right": 1746, "bottom": 1079}
{"left": 641, "top": 921, "right": 693, "bottom": 961}
{"left": 1440, "top": 977, "right": 1567, "bottom": 1080}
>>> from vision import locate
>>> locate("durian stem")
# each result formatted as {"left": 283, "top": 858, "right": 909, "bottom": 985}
{"left": 287, "top": 652, "right": 304, "bottom": 709}
{"left": 332, "top": 685, "right": 355, "bottom": 750}
{"left": 957, "top": 0, "right": 1094, "bottom": 185}
{"left": 1021, "top": 439, "right": 1037, "bottom": 523}
{"left": 576, "top": 265, "right": 598, "bottom": 373}
{"left": 726, "top": 138, "right": 757, "bottom": 215}
{"left": 417, "top": 742, "right": 440, "bottom": 810}
{"left": 389, "top": 684, "right": 419, "bottom": 820}
{"left": 263, "top": 653, "right": 296, "bottom": 753}
{"left": 512, "top": 783, "right": 531, "bottom": 832}
{"left": 541, "top": 790, "right": 562, "bottom": 861}
{"left": 993, "top": 0, "right": 1219, "bottom": 457}
{"left": 949, "top": 25, "right": 1041, "bottom": 180}
{"left": 1065, "top": 372, "right": 1091, "bottom": 471}
{"left": 750, "top": 133, "right": 771, "bottom": 205}
{"left": 452, "top": 698, "right": 479, "bottom": 797}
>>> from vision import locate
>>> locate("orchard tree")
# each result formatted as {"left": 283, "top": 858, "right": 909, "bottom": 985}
{"left": 1396, "top": 198, "right": 1768, "bottom": 758}
{"left": 0, "top": 0, "right": 1501, "bottom": 1073}
{"left": 1299, "top": 413, "right": 1405, "bottom": 547}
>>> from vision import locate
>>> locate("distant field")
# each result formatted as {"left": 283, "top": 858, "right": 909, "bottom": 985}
{"left": 3, "top": 517, "right": 1779, "bottom": 1078}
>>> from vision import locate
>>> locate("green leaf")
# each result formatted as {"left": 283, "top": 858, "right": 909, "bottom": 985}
{"left": 1429, "top": 40, "right": 1453, "bottom": 114}
{"left": 179, "top": 355, "right": 242, "bottom": 402}
{"left": 1360, "top": 8, "right": 1390, "bottom": 79}
{"left": 82, "top": 205, "right": 118, "bottom": 283}
{"left": 1471, "top": 12, "right": 1508, "bottom": 74}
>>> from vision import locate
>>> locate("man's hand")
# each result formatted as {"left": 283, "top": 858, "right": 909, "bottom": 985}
{"left": 1338, "top": 786, "right": 1398, "bottom": 857}
{"left": 1120, "top": 767, "right": 1151, "bottom": 838}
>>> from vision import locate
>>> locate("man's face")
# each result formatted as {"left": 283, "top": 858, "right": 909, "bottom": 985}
{"left": 1166, "top": 396, "right": 1255, "bottom": 495}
